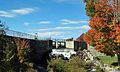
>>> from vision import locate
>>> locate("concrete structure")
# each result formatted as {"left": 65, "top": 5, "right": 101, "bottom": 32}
{"left": 52, "top": 39, "right": 87, "bottom": 51}
{"left": 66, "top": 41, "right": 74, "bottom": 49}
{"left": 51, "top": 49, "right": 76, "bottom": 59}
{"left": 52, "top": 39, "right": 66, "bottom": 48}
{"left": 66, "top": 40, "right": 87, "bottom": 51}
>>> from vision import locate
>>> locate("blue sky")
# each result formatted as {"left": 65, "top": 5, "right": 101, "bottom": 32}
{"left": 0, "top": 0, "right": 90, "bottom": 39}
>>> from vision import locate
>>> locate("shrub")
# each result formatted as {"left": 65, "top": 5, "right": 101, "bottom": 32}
{"left": 64, "top": 56, "right": 86, "bottom": 72}
{"left": 47, "top": 58, "right": 65, "bottom": 72}
{"left": 47, "top": 56, "right": 86, "bottom": 72}
{"left": 84, "top": 61, "right": 103, "bottom": 72}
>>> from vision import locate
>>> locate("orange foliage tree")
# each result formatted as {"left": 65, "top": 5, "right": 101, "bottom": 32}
{"left": 77, "top": 34, "right": 85, "bottom": 42}
{"left": 14, "top": 38, "right": 30, "bottom": 64}
{"left": 83, "top": 0, "right": 120, "bottom": 62}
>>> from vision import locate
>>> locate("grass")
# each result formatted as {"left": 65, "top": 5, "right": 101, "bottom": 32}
{"left": 97, "top": 56, "right": 117, "bottom": 65}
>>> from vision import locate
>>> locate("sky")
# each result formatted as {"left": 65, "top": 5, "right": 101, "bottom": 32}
{"left": 0, "top": 0, "right": 90, "bottom": 39}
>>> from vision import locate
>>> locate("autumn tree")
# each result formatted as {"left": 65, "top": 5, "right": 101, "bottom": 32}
{"left": 14, "top": 38, "right": 30, "bottom": 64}
{"left": 77, "top": 34, "right": 85, "bottom": 42}
{"left": 83, "top": 0, "right": 120, "bottom": 64}
{"left": 14, "top": 38, "right": 31, "bottom": 72}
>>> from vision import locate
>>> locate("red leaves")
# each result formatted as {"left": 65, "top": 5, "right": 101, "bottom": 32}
{"left": 90, "top": 17, "right": 108, "bottom": 30}
{"left": 83, "top": 34, "right": 92, "bottom": 44}
{"left": 88, "top": 29, "right": 96, "bottom": 34}
{"left": 77, "top": 34, "right": 84, "bottom": 42}
{"left": 114, "top": 26, "right": 120, "bottom": 44}
{"left": 84, "top": 0, "right": 120, "bottom": 55}
{"left": 93, "top": 32, "right": 102, "bottom": 41}
{"left": 83, "top": 29, "right": 96, "bottom": 44}
{"left": 115, "top": 26, "right": 120, "bottom": 34}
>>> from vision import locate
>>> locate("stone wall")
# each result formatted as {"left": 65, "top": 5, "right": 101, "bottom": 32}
{"left": 87, "top": 44, "right": 105, "bottom": 57}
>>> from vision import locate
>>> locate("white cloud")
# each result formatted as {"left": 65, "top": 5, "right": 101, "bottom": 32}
{"left": 31, "top": 25, "right": 90, "bottom": 31}
{"left": 37, "top": 32, "right": 64, "bottom": 37}
{"left": 38, "top": 21, "right": 51, "bottom": 24}
{"left": 0, "top": 11, "right": 16, "bottom": 18}
{"left": 12, "top": 8, "right": 36, "bottom": 15}
{"left": 60, "top": 19, "right": 89, "bottom": 24}
{"left": 80, "top": 25, "right": 90, "bottom": 30}
{"left": 0, "top": 7, "right": 38, "bottom": 18}
{"left": 32, "top": 26, "right": 80, "bottom": 31}
{"left": 24, "top": 22, "right": 30, "bottom": 26}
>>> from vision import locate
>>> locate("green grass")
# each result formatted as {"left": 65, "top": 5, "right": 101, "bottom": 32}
{"left": 97, "top": 56, "right": 117, "bottom": 65}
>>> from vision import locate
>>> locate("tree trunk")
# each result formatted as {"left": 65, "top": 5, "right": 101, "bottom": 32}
{"left": 117, "top": 54, "right": 120, "bottom": 66}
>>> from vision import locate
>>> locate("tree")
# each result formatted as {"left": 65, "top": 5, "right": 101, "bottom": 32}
{"left": 14, "top": 38, "right": 31, "bottom": 72}
{"left": 83, "top": 0, "right": 120, "bottom": 64}
{"left": 0, "top": 21, "right": 9, "bottom": 35}
{"left": 0, "top": 36, "right": 19, "bottom": 72}
{"left": 14, "top": 38, "right": 30, "bottom": 64}
{"left": 77, "top": 34, "right": 85, "bottom": 42}
{"left": 0, "top": 36, "right": 30, "bottom": 71}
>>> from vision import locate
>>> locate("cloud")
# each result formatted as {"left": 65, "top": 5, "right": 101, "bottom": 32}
{"left": 24, "top": 22, "right": 30, "bottom": 26}
{"left": 31, "top": 25, "right": 90, "bottom": 31}
{"left": 0, "top": 7, "right": 38, "bottom": 18}
{"left": 12, "top": 8, "right": 36, "bottom": 15}
{"left": 0, "top": 11, "right": 16, "bottom": 18}
{"left": 38, "top": 21, "right": 51, "bottom": 24}
{"left": 36, "top": 19, "right": 88, "bottom": 25}
{"left": 80, "top": 25, "right": 90, "bottom": 30}
{"left": 32, "top": 26, "right": 80, "bottom": 31}
{"left": 37, "top": 32, "right": 64, "bottom": 37}
{"left": 60, "top": 19, "right": 89, "bottom": 24}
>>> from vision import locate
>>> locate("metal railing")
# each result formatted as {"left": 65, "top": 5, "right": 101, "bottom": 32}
{"left": 4, "top": 29, "right": 51, "bottom": 40}
{"left": 0, "top": 23, "right": 51, "bottom": 40}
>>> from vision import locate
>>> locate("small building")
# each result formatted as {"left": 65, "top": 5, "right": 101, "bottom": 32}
{"left": 52, "top": 38, "right": 87, "bottom": 51}
{"left": 66, "top": 40, "right": 87, "bottom": 51}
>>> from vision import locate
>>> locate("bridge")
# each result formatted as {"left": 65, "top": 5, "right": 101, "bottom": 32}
{"left": 5, "top": 29, "right": 51, "bottom": 40}
{"left": 0, "top": 22, "right": 51, "bottom": 40}
{"left": 0, "top": 22, "right": 87, "bottom": 68}
{"left": 0, "top": 22, "right": 53, "bottom": 68}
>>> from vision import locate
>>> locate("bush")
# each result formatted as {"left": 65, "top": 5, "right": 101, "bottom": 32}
{"left": 64, "top": 56, "right": 86, "bottom": 72}
{"left": 48, "top": 56, "right": 103, "bottom": 72}
{"left": 47, "top": 56, "right": 86, "bottom": 72}
{"left": 47, "top": 58, "right": 65, "bottom": 72}
{"left": 85, "top": 61, "right": 103, "bottom": 72}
